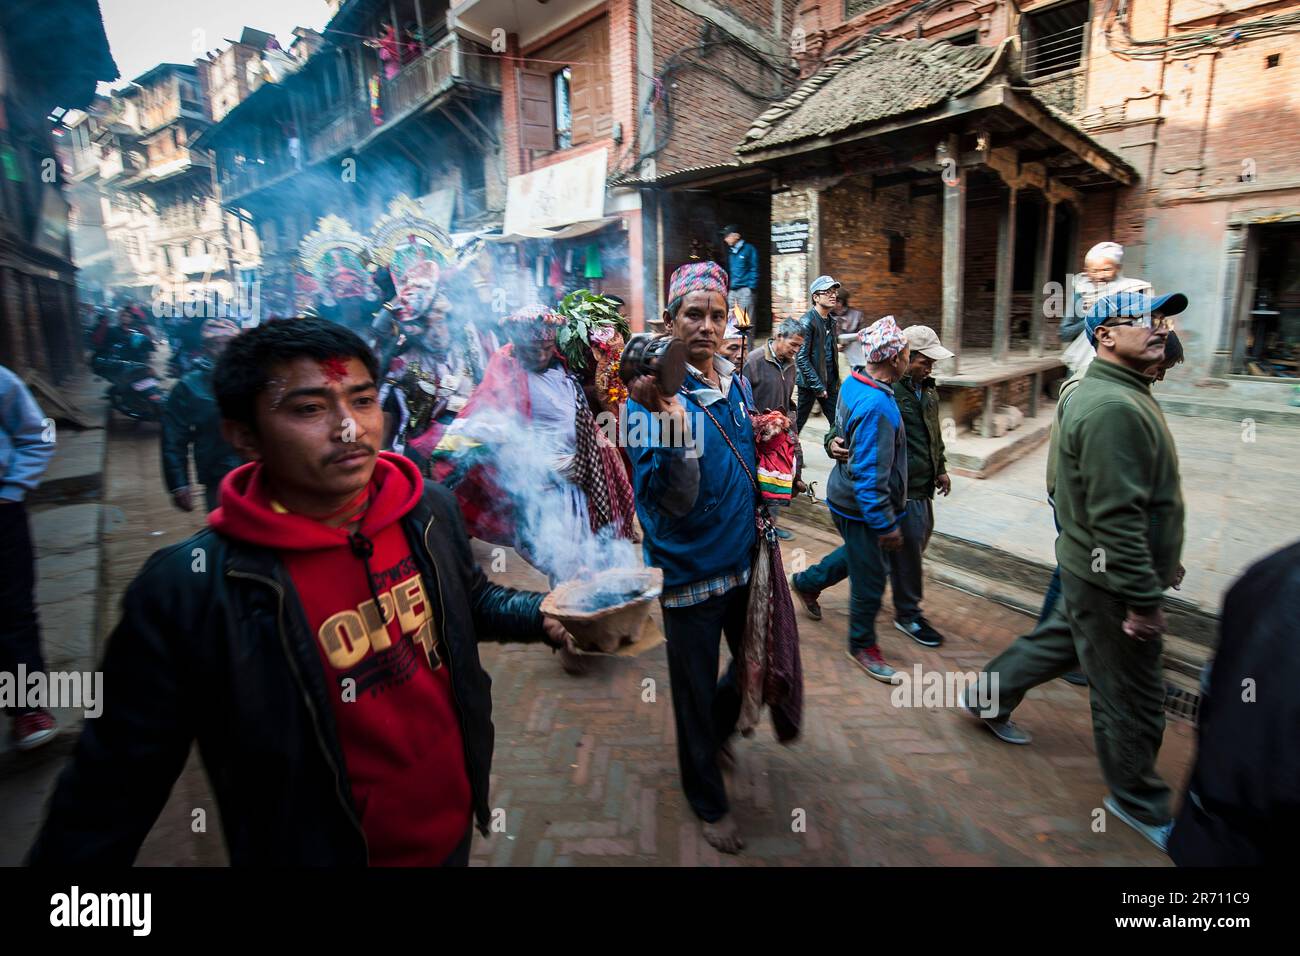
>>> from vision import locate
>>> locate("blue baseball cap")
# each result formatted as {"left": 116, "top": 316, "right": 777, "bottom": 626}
{"left": 1085, "top": 291, "right": 1188, "bottom": 346}
{"left": 809, "top": 275, "right": 840, "bottom": 299}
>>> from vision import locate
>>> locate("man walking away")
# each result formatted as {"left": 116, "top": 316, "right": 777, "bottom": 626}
{"left": 792, "top": 317, "right": 909, "bottom": 683}
{"left": 744, "top": 318, "right": 804, "bottom": 540}
{"left": 626, "top": 261, "right": 758, "bottom": 855}
{"left": 795, "top": 275, "right": 841, "bottom": 433}
{"left": 889, "top": 325, "right": 953, "bottom": 647}
{"left": 1168, "top": 540, "right": 1300, "bottom": 866}
{"left": 30, "top": 318, "right": 570, "bottom": 866}
{"left": 831, "top": 289, "right": 865, "bottom": 381}
{"left": 161, "top": 319, "right": 246, "bottom": 513}
{"left": 0, "top": 365, "right": 58, "bottom": 751}
{"left": 721, "top": 225, "right": 758, "bottom": 321}
{"left": 968, "top": 291, "right": 1187, "bottom": 853}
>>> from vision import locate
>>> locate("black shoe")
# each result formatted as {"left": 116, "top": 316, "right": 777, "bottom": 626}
{"left": 790, "top": 576, "right": 822, "bottom": 621}
{"left": 1061, "top": 671, "right": 1088, "bottom": 686}
{"left": 894, "top": 616, "right": 943, "bottom": 647}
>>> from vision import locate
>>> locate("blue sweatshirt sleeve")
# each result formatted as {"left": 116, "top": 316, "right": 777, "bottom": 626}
{"left": 0, "top": 368, "right": 56, "bottom": 502}
{"left": 848, "top": 396, "right": 900, "bottom": 532}
{"left": 626, "top": 399, "right": 699, "bottom": 519}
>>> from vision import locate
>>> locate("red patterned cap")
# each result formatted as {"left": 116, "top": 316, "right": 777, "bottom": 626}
{"left": 860, "top": 315, "right": 908, "bottom": 363}
{"left": 667, "top": 260, "right": 728, "bottom": 302}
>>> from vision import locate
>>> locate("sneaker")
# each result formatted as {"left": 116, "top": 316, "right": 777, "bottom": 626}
{"left": 848, "top": 646, "right": 897, "bottom": 683}
{"left": 1103, "top": 794, "right": 1173, "bottom": 853}
{"left": 1061, "top": 671, "right": 1089, "bottom": 686}
{"left": 895, "top": 616, "right": 944, "bottom": 647}
{"left": 773, "top": 527, "right": 794, "bottom": 541}
{"left": 958, "top": 688, "right": 1032, "bottom": 745}
{"left": 790, "top": 576, "right": 822, "bottom": 621}
{"left": 12, "top": 709, "right": 58, "bottom": 752}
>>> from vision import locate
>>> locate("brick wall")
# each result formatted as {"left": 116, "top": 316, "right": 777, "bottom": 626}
{"left": 818, "top": 177, "right": 943, "bottom": 329}
{"left": 651, "top": 0, "right": 790, "bottom": 174}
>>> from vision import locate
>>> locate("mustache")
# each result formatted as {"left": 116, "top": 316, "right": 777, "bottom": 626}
{"left": 325, "top": 444, "right": 376, "bottom": 465}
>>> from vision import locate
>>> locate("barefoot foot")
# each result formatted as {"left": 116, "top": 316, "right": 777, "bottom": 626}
{"left": 701, "top": 814, "right": 744, "bottom": 854}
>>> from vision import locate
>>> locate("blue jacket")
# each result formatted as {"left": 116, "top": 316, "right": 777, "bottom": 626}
{"left": 0, "top": 365, "right": 55, "bottom": 502}
{"left": 626, "top": 358, "right": 757, "bottom": 588}
{"left": 728, "top": 240, "right": 759, "bottom": 290}
{"left": 826, "top": 371, "right": 907, "bottom": 532}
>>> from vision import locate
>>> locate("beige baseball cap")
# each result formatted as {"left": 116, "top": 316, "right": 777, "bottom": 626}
{"left": 903, "top": 324, "right": 953, "bottom": 360}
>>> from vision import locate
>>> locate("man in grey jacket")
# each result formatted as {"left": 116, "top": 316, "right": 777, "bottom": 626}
{"left": 0, "top": 364, "right": 58, "bottom": 750}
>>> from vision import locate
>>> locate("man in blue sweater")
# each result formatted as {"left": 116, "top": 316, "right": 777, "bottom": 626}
{"left": 626, "top": 261, "right": 757, "bottom": 855}
{"left": 721, "top": 224, "right": 758, "bottom": 321}
{"left": 791, "top": 317, "right": 910, "bottom": 683}
{"left": 1, "top": 364, "right": 58, "bottom": 750}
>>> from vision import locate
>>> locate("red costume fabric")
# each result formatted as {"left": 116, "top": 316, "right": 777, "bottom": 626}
{"left": 430, "top": 343, "right": 635, "bottom": 546}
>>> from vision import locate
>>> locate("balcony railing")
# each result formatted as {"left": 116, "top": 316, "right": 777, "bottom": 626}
{"left": 222, "top": 150, "right": 300, "bottom": 201}
{"left": 1024, "top": 22, "right": 1088, "bottom": 81}
{"left": 216, "top": 35, "right": 502, "bottom": 193}
{"left": 307, "top": 107, "right": 369, "bottom": 164}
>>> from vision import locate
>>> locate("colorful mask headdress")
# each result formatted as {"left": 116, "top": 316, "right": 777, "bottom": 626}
{"left": 298, "top": 215, "right": 375, "bottom": 307}
{"left": 504, "top": 304, "right": 565, "bottom": 342}
{"left": 369, "top": 195, "right": 456, "bottom": 321}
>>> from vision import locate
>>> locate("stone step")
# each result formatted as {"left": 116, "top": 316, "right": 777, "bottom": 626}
{"left": 1157, "top": 392, "right": 1300, "bottom": 426}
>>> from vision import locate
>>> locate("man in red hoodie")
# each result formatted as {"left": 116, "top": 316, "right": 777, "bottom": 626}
{"left": 29, "top": 318, "right": 570, "bottom": 866}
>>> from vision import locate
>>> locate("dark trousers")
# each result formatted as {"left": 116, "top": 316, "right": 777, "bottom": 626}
{"left": 1037, "top": 505, "right": 1063, "bottom": 624}
{"left": 982, "top": 568, "right": 1172, "bottom": 825}
{"left": 982, "top": 595, "right": 1079, "bottom": 722}
{"left": 795, "top": 381, "right": 838, "bottom": 434}
{"left": 661, "top": 584, "right": 747, "bottom": 822}
{"left": 1038, "top": 567, "right": 1063, "bottom": 623}
{"left": 793, "top": 511, "right": 886, "bottom": 653}
{"left": 887, "top": 498, "right": 933, "bottom": 623}
{"left": 0, "top": 501, "right": 45, "bottom": 715}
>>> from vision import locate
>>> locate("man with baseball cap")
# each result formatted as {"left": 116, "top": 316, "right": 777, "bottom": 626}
{"left": 888, "top": 325, "right": 954, "bottom": 647}
{"left": 794, "top": 275, "right": 842, "bottom": 433}
{"left": 792, "top": 316, "right": 910, "bottom": 683}
{"left": 967, "top": 289, "right": 1187, "bottom": 853}
{"left": 721, "top": 225, "right": 758, "bottom": 322}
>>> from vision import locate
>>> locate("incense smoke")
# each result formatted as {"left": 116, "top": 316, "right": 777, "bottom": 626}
{"left": 445, "top": 408, "right": 640, "bottom": 584}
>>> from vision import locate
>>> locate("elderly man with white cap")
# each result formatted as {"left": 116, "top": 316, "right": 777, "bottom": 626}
{"left": 1064, "top": 242, "right": 1152, "bottom": 364}
{"left": 887, "top": 324, "right": 954, "bottom": 647}
{"left": 791, "top": 316, "right": 910, "bottom": 683}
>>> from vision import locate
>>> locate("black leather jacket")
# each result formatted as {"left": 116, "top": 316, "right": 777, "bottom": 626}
{"left": 160, "top": 367, "right": 243, "bottom": 493}
{"left": 28, "top": 482, "right": 552, "bottom": 866}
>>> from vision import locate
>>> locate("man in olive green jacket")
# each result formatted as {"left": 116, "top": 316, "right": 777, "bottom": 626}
{"left": 967, "top": 291, "right": 1187, "bottom": 854}
{"left": 887, "top": 325, "right": 953, "bottom": 647}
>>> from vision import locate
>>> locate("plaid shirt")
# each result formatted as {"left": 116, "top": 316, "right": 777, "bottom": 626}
{"left": 661, "top": 566, "right": 751, "bottom": 608}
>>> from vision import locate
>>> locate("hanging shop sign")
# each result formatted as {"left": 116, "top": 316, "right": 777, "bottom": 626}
{"left": 504, "top": 148, "right": 608, "bottom": 238}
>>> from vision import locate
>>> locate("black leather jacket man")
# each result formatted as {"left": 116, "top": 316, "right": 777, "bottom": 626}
{"left": 161, "top": 364, "right": 244, "bottom": 511}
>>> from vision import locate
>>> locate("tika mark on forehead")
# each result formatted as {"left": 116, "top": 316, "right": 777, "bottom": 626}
{"left": 320, "top": 356, "right": 350, "bottom": 383}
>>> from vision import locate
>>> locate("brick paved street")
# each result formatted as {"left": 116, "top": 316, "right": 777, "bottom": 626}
{"left": 6, "top": 419, "right": 1193, "bottom": 866}
{"left": 475, "top": 518, "right": 1194, "bottom": 867}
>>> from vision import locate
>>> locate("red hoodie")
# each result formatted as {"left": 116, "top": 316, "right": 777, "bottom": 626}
{"left": 211, "top": 452, "right": 471, "bottom": 865}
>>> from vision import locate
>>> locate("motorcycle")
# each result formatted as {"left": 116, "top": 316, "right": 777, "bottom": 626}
{"left": 92, "top": 332, "right": 165, "bottom": 422}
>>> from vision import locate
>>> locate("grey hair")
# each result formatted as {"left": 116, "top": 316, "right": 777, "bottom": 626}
{"left": 775, "top": 318, "right": 805, "bottom": 339}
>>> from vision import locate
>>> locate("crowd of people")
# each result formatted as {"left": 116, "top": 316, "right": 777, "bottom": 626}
{"left": 1, "top": 228, "right": 1295, "bottom": 867}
